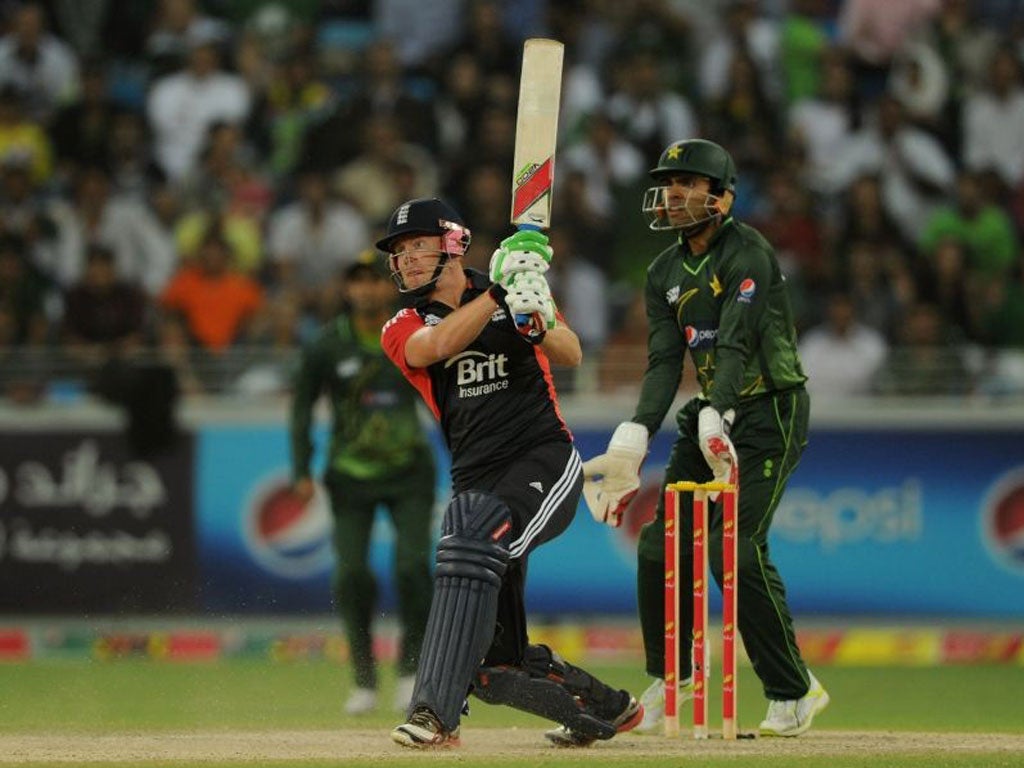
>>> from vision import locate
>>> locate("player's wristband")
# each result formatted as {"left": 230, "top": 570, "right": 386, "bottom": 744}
{"left": 487, "top": 283, "right": 507, "bottom": 304}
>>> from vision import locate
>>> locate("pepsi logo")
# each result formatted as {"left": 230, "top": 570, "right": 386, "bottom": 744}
{"left": 981, "top": 467, "right": 1024, "bottom": 574}
{"left": 243, "top": 474, "right": 333, "bottom": 579}
{"left": 738, "top": 278, "right": 756, "bottom": 301}
{"left": 685, "top": 326, "right": 698, "bottom": 347}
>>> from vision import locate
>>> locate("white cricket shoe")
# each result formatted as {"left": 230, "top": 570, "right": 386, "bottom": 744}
{"left": 634, "top": 676, "right": 694, "bottom": 734}
{"left": 393, "top": 675, "right": 416, "bottom": 712}
{"left": 759, "top": 671, "right": 830, "bottom": 737}
{"left": 344, "top": 687, "right": 378, "bottom": 715}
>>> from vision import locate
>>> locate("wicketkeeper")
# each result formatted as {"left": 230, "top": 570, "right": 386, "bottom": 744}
{"left": 582, "top": 140, "right": 830, "bottom": 737}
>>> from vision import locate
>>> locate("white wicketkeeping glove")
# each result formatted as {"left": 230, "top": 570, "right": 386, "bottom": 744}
{"left": 697, "top": 406, "right": 737, "bottom": 499}
{"left": 581, "top": 421, "right": 649, "bottom": 527}
{"left": 504, "top": 271, "right": 556, "bottom": 330}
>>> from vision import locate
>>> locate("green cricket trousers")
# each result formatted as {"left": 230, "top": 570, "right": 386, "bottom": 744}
{"left": 636, "top": 387, "right": 812, "bottom": 700}
{"left": 326, "top": 459, "right": 436, "bottom": 689}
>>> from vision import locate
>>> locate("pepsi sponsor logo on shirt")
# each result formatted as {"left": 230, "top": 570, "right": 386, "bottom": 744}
{"left": 684, "top": 325, "right": 717, "bottom": 349}
{"left": 737, "top": 278, "right": 756, "bottom": 303}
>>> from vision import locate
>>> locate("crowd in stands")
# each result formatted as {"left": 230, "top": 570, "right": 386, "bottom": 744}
{"left": 2, "top": 0, "right": 1024, "bottom": 404}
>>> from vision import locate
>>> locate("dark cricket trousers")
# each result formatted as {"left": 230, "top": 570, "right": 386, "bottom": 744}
{"left": 636, "top": 387, "right": 813, "bottom": 700}
{"left": 325, "top": 459, "right": 436, "bottom": 689}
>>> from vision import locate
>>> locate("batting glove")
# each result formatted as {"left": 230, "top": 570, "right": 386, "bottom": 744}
{"left": 505, "top": 272, "right": 556, "bottom": 329}
{"left": 582, "top": 421, "right": 649, "bottom": 527}
{"left": 489, "top": 230, "right": 552, "bottom": 286}
{"left": 697, "top": 406, "right": 737, "bottom": 499}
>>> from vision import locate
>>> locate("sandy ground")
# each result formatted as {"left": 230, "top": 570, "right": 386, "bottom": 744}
{"left": 2, "top": 729, "right": 1024, "bottom": 763}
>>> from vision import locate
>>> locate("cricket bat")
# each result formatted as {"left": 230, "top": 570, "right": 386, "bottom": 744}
{"left": 511, "top": 38, "right": 564, "bottom": 231}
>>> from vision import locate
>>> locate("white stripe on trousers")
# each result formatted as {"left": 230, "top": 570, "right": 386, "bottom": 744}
{"left": 508, "top": 447, "right": 582, "bottom": 559}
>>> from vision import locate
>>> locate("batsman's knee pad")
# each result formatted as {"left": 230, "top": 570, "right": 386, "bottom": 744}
{"left": 410, "top": 491, "right": 512, "bottom": 731}
{"left": 435, "top": 490, "right": 512, "bottom": 586}
{"left": 473, "top": 662, "right": 617, "bottom": 741}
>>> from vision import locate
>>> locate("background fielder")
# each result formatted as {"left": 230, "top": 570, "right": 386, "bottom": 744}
{"left": 289, "top": 253, "right": 436, "bottom": 715}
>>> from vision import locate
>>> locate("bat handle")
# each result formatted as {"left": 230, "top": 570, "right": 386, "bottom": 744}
{"left": 514, "top": 223, "right": 542, "bottom": 326}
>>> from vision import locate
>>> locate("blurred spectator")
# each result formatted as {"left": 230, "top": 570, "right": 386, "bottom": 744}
{"left": 546, "top": 228, "right": 609, "bottom": 354}
{"left": 44, "top": 166, "right": 176, "bottom": 295}
{"left": 788, "top": 48, "right": 863, "bottom": 196}
{"left": 979, "top": 260, "right": 1024, "bottom": 348}
{"left": 838, "top": 0, "right": 940, "bottom": 100}
{"left": 145, "top": 0, "right": 231, "bottom": 78}
{"left": 872, "top": 300, "right": 971, "bottom": 395}
{"left": 147, "top": 30, "right": 251, "bottom": 180}
{"left": 106, "top": 110, "right": 165, "bottom": 200}
{"left": 798, "top": 290, "right": 888, "bottom": 399}
{"left": 432, "top": 51, "right": 488, "bottom": 161}
{"left": 232, "top": 291, "right": 303, "bottom": 396}
{"left": 0, "top": 85, "right": 53, "bottom": 185}
{"left": 346, "top": 39, "right": 438, "bottom": 152}
{"left": 0, "top": 234, "right": 50, "bottom": 346}
{"left": 376, "top": 0, "right": 463, "bottom": 70}
{"left": 561, "top": 109, "right": 645, "bottom": 220}
{"left": 159, "top": 226, "right": 265, "bottom": 352}
{"left": 779, "top": 0, "right": 830, "bottom": 105}
{"left": 445, "top": 102, "right": 515, "bottom": 207}
{"left": 888, "top": 39, "right": 950, "bottom": 144}
{"left": 914, "top": 237, "right": 982, "bottom": 341}
{"left": 844, "top": 239, "right": 917, "bottom": 339}
{"left": 704, "top": 50, "right": 780, "bottom": 182}
{"left": 553, "top": 168, "right": 617, "bottom": 273}
{"left": 262, "top": 51, "right": 334, "bottom": 178}
{"left": 700, "top": 0, "right": 781, "bottom": 104}
{"left": 48, "top": 59, "right": 118, "bottom": 180}
{"left": 449, "top": 161, "right": 509, "bottom": 272}
{"left": 915, "top": 0, "right": 999, "bottom": 102}
{"left": 267, "top": 168, "right": 370, "bottom": 311}
{"left": 62, "top": 244, "right": 148, "bottom": 360}
{"left": 833, "top": 174, "right": 910, "bottom": 260}
{"left": 426, "top": 0, "right": 519, "bottom": 79}
{"left": 178, "top": 121, "right": 273, "bottom": 222}
{"left": 333, "top": 115, "right": 438, "bottom": 226}
{"left": 962, "top": 46, "right": 1024, "bottom": 190}
{"left": 605, "top": 45, "right": 698, "bottom": 161}
{"left": 0, "top": 151, "right": 54, "bottom": 248}
{"left": 750, "top": 169, "right": 825, "bottom": 311}
{"left": 831, "top": 94, "right": 955, "bottom": 242}
{"left": 0, "top": 2, "right": 80, "bottom": 123}
{"left": 920, "top": 169, "right": 1019, "bottom": 278}
{"left": 175, "top": 205, "right": 262, "bottom": 275}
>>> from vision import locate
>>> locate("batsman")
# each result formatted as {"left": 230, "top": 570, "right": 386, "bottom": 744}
{"left": 583, "top": 139, "right": 830, "bottom": 737}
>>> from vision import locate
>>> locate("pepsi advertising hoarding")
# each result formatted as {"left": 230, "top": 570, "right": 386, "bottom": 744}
{"left": 196, "top": 423, "right": 1024, "bottom": 618}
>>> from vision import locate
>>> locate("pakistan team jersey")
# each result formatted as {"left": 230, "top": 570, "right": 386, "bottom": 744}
{"left": 290, "top": 314, "right": 429, "bottom": 481}
{"left": 382, "top": 269, "right": 571, "bottom": 490}
{"left": 633, "top": 217, "right": 807, "bottom": 434}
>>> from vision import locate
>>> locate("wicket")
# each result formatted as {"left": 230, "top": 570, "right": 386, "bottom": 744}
{"left": 664, "top": 480, "right": 739, "bottom": 739}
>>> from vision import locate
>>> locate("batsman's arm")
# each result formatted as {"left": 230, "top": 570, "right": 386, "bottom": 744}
{"left": 539, "top": 313, "right": 582, "bottom": 367}
{"left": 402, "top": 288, "right": 508, "bottom": 368}
{"left": 632, "top": 274, "right": 686, "bottom": 435}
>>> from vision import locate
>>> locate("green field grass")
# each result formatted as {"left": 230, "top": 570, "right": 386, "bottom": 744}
{"left": 2, "top": 660, "right": 1023, "bottom": 767}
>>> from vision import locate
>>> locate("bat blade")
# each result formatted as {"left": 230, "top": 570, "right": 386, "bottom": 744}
{"left": 511, "top": 38, "right": 564, "bottom": 230}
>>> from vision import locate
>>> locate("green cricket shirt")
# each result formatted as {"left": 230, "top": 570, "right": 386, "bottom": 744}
{"left": 290, "top": 314, "right": 430, "bottom": 481}
{"left": 632, "top": 217, "right": 807, "bottom": 434}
